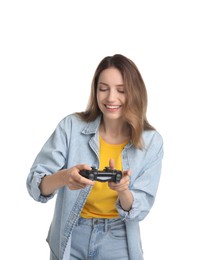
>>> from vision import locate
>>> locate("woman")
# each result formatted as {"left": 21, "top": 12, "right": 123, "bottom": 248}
{"left": 27, "top": 54, "right": 163, "bottom": 260}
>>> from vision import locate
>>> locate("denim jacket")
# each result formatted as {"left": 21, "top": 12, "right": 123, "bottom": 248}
{"left": 26, "top": 113, "right": 163, "bottom": 260}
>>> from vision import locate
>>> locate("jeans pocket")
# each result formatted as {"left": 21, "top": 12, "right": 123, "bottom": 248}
{"left": 108, "top": 222, "right": 127, "bottom": 240}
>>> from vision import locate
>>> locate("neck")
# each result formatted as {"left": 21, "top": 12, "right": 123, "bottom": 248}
{"left": 99, "top": 118, "right": 130, "bottom": 144}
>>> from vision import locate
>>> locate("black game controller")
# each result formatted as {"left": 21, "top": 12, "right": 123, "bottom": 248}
{"left": 79, "top": 167, "right": 122, "bottom": 183}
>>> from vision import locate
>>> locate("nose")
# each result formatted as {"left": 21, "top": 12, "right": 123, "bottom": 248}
{"left": 107, "top": 89, "right": 116, "bottom": 102}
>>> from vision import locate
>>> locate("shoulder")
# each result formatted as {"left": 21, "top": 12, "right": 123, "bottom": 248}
{"left": 141, "top": 130, "right": 164, "bottom": 161}
{"left": 58, "top": 113, "right": 87, "bottom": 128}
{"left": 57, "top": 113, "right": 101, "bottom": 134}
{"left": 142, "top": 130, "right": 163, "bottom": 147}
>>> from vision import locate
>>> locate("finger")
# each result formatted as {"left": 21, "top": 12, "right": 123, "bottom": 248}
{"left": 68, "top": 169, "right": 94, "bottom": 186}
{"left": 76, "top": 164, "right": 92, "bottom": 171}
{"left": 122, "top": 170, "right": 131, "bottom": 177}
{"left": 109, "top": 176, "right": 130, "bottom": 188}
{"left": 69, "top": 176, "right": 94, "bottom": 189}
{"left": 79, "top": 176, "right": 94, "bottom": 186}
{"left": 74, "top": 173, "right": 94, "bottom": 186}
{"left": 109, "top": 181, "right": 130, "bottom": 191}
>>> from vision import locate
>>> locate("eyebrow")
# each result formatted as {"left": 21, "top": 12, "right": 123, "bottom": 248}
{"left": 98, "top": 82, "right": 124, "bottom": 87}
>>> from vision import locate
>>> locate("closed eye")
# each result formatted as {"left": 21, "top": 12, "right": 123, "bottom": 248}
{"left": 117, "top": 89, "right": 125, "bottom": 93}
{"left": 98, "top": 87, "right": 108, "bottom": 92}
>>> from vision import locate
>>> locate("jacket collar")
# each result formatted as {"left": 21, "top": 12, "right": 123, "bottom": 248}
{"left": 81, "top": 116, "right": 102, "bottom": 135}
{"left": 81, "top": 115, "right": 134, "bottom": 148}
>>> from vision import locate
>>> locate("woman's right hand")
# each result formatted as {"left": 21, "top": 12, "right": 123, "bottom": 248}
{"left": 60, "top": 164, "right": 95, "bottom": 190}
{"left": 40, "top": 164, "right": 94, "bottom": 196}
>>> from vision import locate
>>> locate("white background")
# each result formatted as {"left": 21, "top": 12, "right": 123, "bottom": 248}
{"left": 0, "top": 0, "right": 202, "bottom": 259}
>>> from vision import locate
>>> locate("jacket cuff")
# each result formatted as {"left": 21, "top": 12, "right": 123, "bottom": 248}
{"left": 116, "top": 192, "right": 136, "bottom": 220}
{"left": 28, "top": 172, "right": 55, "bottom": 203}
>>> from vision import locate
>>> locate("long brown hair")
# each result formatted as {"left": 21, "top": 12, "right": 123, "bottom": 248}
{"left": 77, "top": 54, "right": 155, "bottom": 148}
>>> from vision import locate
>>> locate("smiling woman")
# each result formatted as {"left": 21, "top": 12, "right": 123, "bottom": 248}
{"left": 79, "top": 54, "right": 155, "bottom": 148}
{"left": 27, "top": 54, "right": 163, "bottom": 260}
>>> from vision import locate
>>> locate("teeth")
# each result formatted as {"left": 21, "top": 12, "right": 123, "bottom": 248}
{"left": 106, "top": 105, "right": 120, "bottom": 109}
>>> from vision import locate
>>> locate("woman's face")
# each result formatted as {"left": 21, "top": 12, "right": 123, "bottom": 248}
{"left": 97, "top": 67, "right": 126, "bottom": 122}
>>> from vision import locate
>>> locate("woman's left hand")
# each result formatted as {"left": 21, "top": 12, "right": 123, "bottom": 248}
{"left": 108, "top": 170, "right": 131, "bottom": 192}
{"left": 107, "top": 158, "right": 130, "bottom": 192}
{"left": 108, "top": 158, "right": 133, "bottom": 211}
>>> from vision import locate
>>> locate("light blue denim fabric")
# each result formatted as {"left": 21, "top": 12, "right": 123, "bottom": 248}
{"left": 26, "top": 113, "right": 164, "bottom": 260}
{"left": 69, "top": 217, "right": 128, "bottom": 260}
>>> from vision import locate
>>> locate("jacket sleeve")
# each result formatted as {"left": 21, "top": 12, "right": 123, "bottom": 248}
{"left": 26, "top": 117, "right": 70, "bottom": 203}
{"left": 116, "top": 132, "right": 164, "bottom": 221}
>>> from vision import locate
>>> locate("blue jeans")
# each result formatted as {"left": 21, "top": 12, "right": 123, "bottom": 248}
{"left": 70, "top": 217, "right": 129, "bottom": 260}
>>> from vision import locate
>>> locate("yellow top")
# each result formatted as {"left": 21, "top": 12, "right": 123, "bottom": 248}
{"left": 80, "top": 136, "right": 128, "bottom": 218}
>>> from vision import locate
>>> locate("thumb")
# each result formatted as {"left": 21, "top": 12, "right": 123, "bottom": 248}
{"left": 109, "top": 158, "right": 115, "bottom": 169}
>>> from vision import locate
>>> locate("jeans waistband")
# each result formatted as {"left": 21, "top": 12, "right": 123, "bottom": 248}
{"left": 77, "top": 217, "right": 124, "bottom": 231}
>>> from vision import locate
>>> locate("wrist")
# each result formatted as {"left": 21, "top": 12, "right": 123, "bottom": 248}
{"left": 117, "top": 188, "right": 130, "bottom": 197}
{"left": 118, "top": 189, "right": 133, "bottom": 211}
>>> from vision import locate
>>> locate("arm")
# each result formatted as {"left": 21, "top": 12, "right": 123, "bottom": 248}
{"left": 26, "top": 116, "right": 94, "bottom": 202}
{"left": 109, "top": 131, "right": 164, "bottom": 220}
{"left": 39, "top": 164, "right": 94, "bottom": 196}
{"left": 108, "top": 170, "right": 133, "bottom": 211}
{"left": 108, "top": 159, "right": 133, "bottom": 211}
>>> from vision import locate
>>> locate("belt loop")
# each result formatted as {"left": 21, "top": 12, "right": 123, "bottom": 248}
{"left": 104, "top": 219, "right": 108, "bottom": 232}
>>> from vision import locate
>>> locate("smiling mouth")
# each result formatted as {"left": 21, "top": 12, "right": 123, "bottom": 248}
{"left": 104, "top": 105, "right": 122, "bottom": 112}
{"left": 105, "top": 105, "right": 121, "bottom": 109}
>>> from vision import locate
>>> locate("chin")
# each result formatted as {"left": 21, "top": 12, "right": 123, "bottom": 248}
{"left": 103, "top": 114, "right": 123, "bottom": 121}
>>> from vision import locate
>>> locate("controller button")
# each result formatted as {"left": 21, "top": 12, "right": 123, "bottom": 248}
{"left": 89, "top": 173, "right": 95, "bottom": 180}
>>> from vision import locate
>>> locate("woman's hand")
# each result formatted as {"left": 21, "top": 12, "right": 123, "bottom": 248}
{"left": 61, "top": 164, "right": 95, "bottom": 190}
{"left": 40, "top": 164, "right": 94, "bottom": 196}
{"left": 108, "top": 170, "right": 131, "bottom": 192}
{"left": 108, "top": 158, "right": 133, "bottom": 211}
